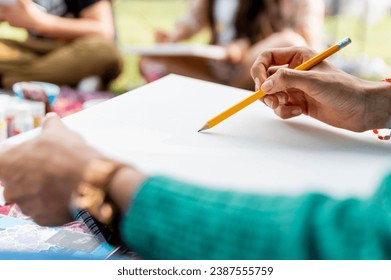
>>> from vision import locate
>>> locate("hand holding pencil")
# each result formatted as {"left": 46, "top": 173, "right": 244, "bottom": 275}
{"left": 199, "top": 38, "right": 354, "bottom": 132}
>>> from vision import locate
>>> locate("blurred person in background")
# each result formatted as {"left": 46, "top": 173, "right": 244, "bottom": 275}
{"left": 0, "top": 0, "right": 122, "bottom": 89}
{"left": 139, "top": 0, "right": 324, "bottom": 90}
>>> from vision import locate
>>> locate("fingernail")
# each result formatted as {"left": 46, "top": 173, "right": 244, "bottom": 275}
{"left": 45, "top": 112, "right": 58, "bottom": 118}
{"left": 254, "top": 77, "right": 260, "bottom": 91}
{"left": 264, "top": 98, "right": 273, "bottom": 108}
{"left": 292, "top": 109, "right": 302, "bottom": 116}
{"left": 261, "top": 79, "right": 273, "bottom": 92}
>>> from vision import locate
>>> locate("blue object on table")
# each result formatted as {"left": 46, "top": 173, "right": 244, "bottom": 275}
{"left": 12, "top": 81, "right": 60, "bottom": 106}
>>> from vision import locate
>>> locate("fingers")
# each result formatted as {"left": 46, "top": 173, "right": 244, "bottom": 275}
{"left": 263, "top": 92, "right": 303, "bottom": 119}
{"left": 251, "top": 55, "right": 269, "bottom": 87}
{"left": 41, "top": 112, "right": 62, "bottom": 130}
{"left": 255, "top": 66, "right": 287, "bottom": 91}
{"left": 263, "top": 92, "right": 289, "bottom": 109}
{"left": 274, "top": 105, "right": 303, "bottom": 119}
{"left": 226, "top": 44, "right": 243, "bottom": 64}
{"left": 263, "top": 95, "right": 279, "bottom": 109}
{"left": 41, "top": 113, "right": 75, "bottom": 139}
{"left": 251, "top": 47, "right": 316, "bottom": 84}
{"left": 155, "top": 30, "right": 169, "bottom": 43}
{"left": 267, "top": 65, "right": 287, "bottom": 77}
{"left": 261, "top": 68, "right": 317, "bottom": 96}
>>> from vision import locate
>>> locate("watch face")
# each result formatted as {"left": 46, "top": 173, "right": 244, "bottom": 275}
{"left": 72, "top": 183, "right": 113, "bottom": 225}
{"left": 72, "top": 159, "right": 123, "bottom": 225}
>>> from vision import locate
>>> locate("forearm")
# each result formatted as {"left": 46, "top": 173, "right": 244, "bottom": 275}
{"left": 33, "top": 14, "right": 114, "bottom": 41}
{"left": 119, "top": 176, "right": 391, "bottom": 259}
{"left": 170, "top": 0, "right": 207, "bottom": 42}
{"left": 363, "top": 80, "right": 391, "bottom": 130}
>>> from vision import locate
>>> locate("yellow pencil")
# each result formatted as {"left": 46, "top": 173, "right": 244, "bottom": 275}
{"left": 198, "top": 37, "right": 352, "bottom": 132}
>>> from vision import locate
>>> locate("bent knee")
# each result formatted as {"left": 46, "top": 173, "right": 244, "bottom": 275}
{"left": 71, "top": 37, "right": 123, "bottom": 69}
{"left": 70, "top": 37, "right": 123, "bottom": 80}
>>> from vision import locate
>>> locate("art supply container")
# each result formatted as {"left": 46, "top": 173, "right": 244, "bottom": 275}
{"left": 28, "top": 101, "right": 46, "bottom": 128}
{"left": 13, "top": 103, "right": 34, "bottom": 135}
{"left": 13, "top": 81, "right": 60, "bottom": 111}
{"left": 0, "top": 108, "right": 7, "bottom": 142}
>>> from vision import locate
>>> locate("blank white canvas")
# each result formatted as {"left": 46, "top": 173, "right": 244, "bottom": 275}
{"left": 6, "top": 75, "right": 391, "bottom": 199}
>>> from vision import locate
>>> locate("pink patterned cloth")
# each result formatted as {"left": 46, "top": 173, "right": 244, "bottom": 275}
{"left": 52, "top": 87, "right": 115, "bottom": 117}
{"left": 0, "top": 205, "right": 12, "bottom": 216}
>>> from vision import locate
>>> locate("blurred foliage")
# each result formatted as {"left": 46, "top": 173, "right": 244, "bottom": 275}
{"left": 325, "top": 15, "right": 391, "bottom": 64}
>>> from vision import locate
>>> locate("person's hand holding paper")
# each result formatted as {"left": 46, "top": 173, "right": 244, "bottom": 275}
{"left": 225, "top": 38, "right": 250, "bottom": 64}
{"left": 154, "top": 24, "right": 191, "bottom": 44}
{"left": 155, "top": 30, "right": 172, "bottom": 43}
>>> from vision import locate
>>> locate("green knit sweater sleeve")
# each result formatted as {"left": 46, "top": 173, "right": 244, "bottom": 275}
{"left": 120, "top": 174, "right": 391, "bottom": 259}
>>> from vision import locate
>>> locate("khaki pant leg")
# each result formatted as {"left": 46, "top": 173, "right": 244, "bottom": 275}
{"left": 2, "top": 37, "right": 123, "bottom": 88}
{"left": 0, "top": 38, "right": 64, "bottom": 88}
{"left": 0, "top": 39, "right": 39, "bottom": 75}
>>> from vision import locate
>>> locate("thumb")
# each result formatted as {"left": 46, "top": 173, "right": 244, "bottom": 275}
{"left": 261, "top": 68, "right": 317, "bottom": 96}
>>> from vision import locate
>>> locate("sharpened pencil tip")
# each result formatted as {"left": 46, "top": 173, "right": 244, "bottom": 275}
{"left": 198, "top": 124, "right": 210, "bottom": 132}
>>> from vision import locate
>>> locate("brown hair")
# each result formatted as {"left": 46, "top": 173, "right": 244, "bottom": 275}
{"left": 207, "top": 0, "right": 284, "bottom": 45}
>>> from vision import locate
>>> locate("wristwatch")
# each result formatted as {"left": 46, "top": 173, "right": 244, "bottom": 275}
{"left": 71, "top": 159, "right": 125, "bottom": 224}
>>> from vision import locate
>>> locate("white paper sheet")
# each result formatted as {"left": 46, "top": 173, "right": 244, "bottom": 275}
{"left": 6, "top": 75, "right": 391, "bottom": 199}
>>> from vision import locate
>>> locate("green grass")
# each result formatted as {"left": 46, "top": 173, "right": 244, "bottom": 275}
{"left": 1, "top": 0, "right": 391, "bottom": 92}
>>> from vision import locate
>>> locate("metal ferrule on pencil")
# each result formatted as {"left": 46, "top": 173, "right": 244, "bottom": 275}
{"left": 337, "top": 37, "right": 352, "bottom": 49}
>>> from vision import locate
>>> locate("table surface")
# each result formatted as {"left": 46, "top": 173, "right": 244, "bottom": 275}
{"left": 6, "top": 74, "right": 391, "bottom": 199}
